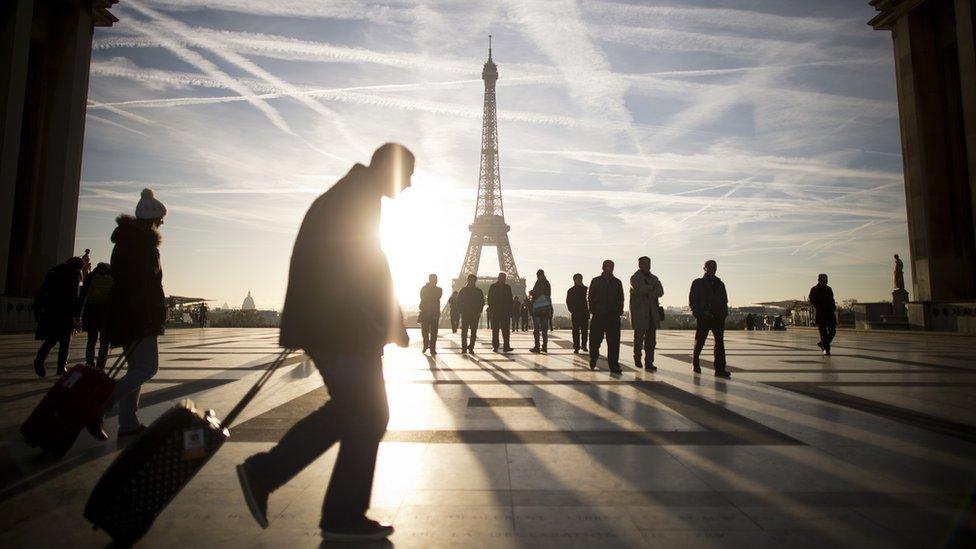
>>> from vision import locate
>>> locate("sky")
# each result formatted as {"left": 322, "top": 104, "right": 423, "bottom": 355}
{"left": 77, "top": 0, "right": 907, "bottom": 310}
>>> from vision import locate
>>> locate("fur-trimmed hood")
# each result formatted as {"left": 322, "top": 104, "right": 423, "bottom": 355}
{"left": 111, "top": 215, "right": 161, "bottom": 248}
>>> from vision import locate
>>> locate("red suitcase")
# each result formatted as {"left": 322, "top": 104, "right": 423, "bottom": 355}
{"left": 21, "top": 354, "right": 127, "bottom": 458}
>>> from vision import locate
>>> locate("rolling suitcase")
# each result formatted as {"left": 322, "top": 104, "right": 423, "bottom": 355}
{"left": 20, "top": 351, "right": 130, "bottom": 458}
{"left": 84, "top": 349, "right": 291, "bottom": 546}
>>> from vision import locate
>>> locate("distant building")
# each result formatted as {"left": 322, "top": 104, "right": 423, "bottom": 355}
{"left": 242, "top": 291, "right": 256, "bottom": 311}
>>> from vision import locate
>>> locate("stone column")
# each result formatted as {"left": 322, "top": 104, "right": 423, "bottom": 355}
{"left": 956, "top": 0, "right": 976, "bottom": 258}
{"left": 0, "top": 0, "right": 34, "bottom": 294}
{"left": 888, "top": 2, "right": 976, "bottom": 303}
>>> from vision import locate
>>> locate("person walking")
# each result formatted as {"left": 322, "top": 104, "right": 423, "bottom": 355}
{"left": 32, "top": 257, "right": 84, "bottom": 377}
{"left": 630, "top": 256, "right": 664, "bottom": 371}
{"left": 80, "top": 262, "right": 113, "bottom": 369}
{"left": 511, "top": 296, "right": 521, "bottom": 332}
{"left": 689, "top": 260, "right": 731, "bottom": 378}
{"left": 588, "top": 260, "right": 624, "bottom": 374}
{"left": 529, "top": 270, "right": 553, "bottom": 353}
{"left": 457, "top": 274, "right": 485, "bottom": 354}
{"left": 235, "top": 144, "right": 413, "bottom": 542}
{"left": 566, "top": 274, "right": 589, "bottom": 353}
{"left": 448, "top": 291, "right": 460, "bottom": 333}
{"left": 520, "top": 299, "right": 530, "bottom": 331}
{"left": 88, "top": 189, "right": 169, "bottom": 441}
{"left": 419, "top": 274, "right": 443, "bottom": 355}
{"left": 808, "top": 274, "right": 837, "bottom": 355}
{"left": 487, "top": 272, "right": 514, "bottom": 352}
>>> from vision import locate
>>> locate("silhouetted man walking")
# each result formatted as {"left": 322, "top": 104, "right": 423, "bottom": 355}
{"left": 530, "top": 269, "right": 552, "bottom": 353}
{"left": 566, "top": 273, "right": 589, "bottom": 353}
{"left": 419, "top": 274, "right": 442, "bottom": 355}
{"left": 808, "top": 273, "right": 837, "bottom": 355}
{"left": 511, "top": 296, "right": 521, "bottom": 332}
{"left": 457, "top": 274, "right": 485, "bottom": 354}
{"left": 487, "top": 272, "right": 514, "bottom": 352}
{"left": 630, "top": 256, "right": 663, "bottom": 371}
{"left": 448, "top": 291, "right": 460, "bottom": 333}
{"left": 689, "top": 260, "right": 731, "bottom": 379}
{"left": 236, "top": 144, "right": 413, "bottom": 542}
{"left": 589, "top": 260, "right": 624, "bottom": 374}
{"left": 33, "top": 257, "right": 84, "bottom": 377}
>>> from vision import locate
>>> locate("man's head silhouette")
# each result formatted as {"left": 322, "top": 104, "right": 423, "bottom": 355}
{"left": 497, "top": 272, "right": 507, "bottom": 283}
{"left": 466, "top": 274, "right": 477, "bottom": 286}
{"left": 818, "top": 273, "right": 828, "bottom": 285}
{"left": 638, "top": 256, "right": 650, "bottom": 273}
{"left": 573, "top": 273, "right": 583, "bottom": 285}
{"left": 602, "top": 260, "right": 614, "bottom": 276}
{"left": 369, "top": 143, "right": 415, "bottom": 198}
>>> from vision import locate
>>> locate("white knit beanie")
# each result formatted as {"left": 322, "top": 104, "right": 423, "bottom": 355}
{"left": 135, "top": 188, "right": 167, "bottom": 220}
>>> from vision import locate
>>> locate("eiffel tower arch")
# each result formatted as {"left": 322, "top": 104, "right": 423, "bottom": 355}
{"left": 452, "top": 37, "right": 526, "bottom": 301}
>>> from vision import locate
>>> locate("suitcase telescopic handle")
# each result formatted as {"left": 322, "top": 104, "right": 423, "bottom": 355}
{"left": 222, "top": 349, "right": 292, "bottom": 429}
{"left": 106, "top": 340, "right": 142, "bottom": 379}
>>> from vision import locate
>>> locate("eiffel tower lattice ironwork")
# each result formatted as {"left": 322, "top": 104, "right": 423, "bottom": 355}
{"left": 453, "top": 37, "right": 525, "bottom": 298}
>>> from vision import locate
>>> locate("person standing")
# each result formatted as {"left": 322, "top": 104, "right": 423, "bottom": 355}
{"left": 448, "top": 291, "right": 460, "bottom": 333}
{"left": 88, "top": 189, "right": 169, "bottom": 441}
{"left": 198, "top": 302, "right": 208, "bottom": 328}
{"left": 419, "top": 274, "right": 443, "bottom": 355}
{"left": 745, "top": 313, "right": 755, "bottom": 331}
{"left": 689, "top": 260, "right": 731, "bottom": 378}
{"left": 457, "top": 274, "right": 485, "bottom": 354}
{"left": 520, "top": 299, "right": 530, "bottom": 331}
{"left": 511, "top": 296, "right": 521, "bottom": 332}
{"left": 487, "top": 272, "right": 514, "bottom": 352}
{"left": 588, "top": 260, "right": 624, "bottom": 374}
{"left": 566, "top": 274, "right": 589, "bottom": 354}
{"left": 808, "top": 273, "right": 837, "bottom": 355}
{"left": 32, "top": 257, "right": 84, "bottom": 377}
{"left": 630, "top": 256, "right": 664, "bottom": 371}
{"left": 529, "top": 270, "right": 553, "bottom": 353}
{"left": 80, "top": 262, "right": 113, "bottom": 369}
{"left": 235, "top": 144, "right": 413, "bottom": 542}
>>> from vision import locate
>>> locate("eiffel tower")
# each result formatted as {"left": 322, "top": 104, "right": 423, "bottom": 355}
{"left": 453, "top": 37, "right": 526, "bottom": 300}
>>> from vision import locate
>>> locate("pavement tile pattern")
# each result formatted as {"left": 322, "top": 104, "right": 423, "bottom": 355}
{"left": 0, "top": 327, "right": 974, "bottom": 548}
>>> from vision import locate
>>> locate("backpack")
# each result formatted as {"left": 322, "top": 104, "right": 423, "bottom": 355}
{"left": 86, "top": 273, "right": 113, "bottom": 305}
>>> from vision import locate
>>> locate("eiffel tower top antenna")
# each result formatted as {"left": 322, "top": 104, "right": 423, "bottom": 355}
{"left": 488, "top": 34, "right": 492, "bottom": 59}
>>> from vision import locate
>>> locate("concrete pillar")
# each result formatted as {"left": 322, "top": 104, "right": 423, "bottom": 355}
{"left": 0, "top": 0, "right": 34, "bottom": 295}
{"left": 5, "top": 0, "right": 95, "bottom": 297}
{"left": 957, "top": 0, "right": 976, "bottom": 258}
{"left": 889, "top": 1, "right": 976, "bottom": 302}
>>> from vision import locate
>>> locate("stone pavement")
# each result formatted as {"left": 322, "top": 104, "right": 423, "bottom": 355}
{"left": 0, "top": 327, "right": 974, "bottom": 548}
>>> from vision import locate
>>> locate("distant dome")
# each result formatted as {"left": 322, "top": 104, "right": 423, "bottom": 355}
{"left": 242, "top": 291, "right": 256, "bottom": 310}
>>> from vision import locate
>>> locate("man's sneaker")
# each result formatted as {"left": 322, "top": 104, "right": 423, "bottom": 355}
{"left": 461, "top": 348, "right": 468, "bottom": 355}
{"left": 573, "top": 349, "right": 579, "bottom": 354}
{"left": 692, "top": 361, "right": 702, "bottom": 374}
{"left": 529, "top": 347, "right": 540, "bottom": 353}
{"left": 87, "top": 416, "right": 108, "bottom": 441}
{"left": 503, "top": 347, "right": 514, "bottom": 352}
{"left": 824, "top": 348, "right": 831, "bottom": 356}
{"left": 633, "top": 357, "right": 643, "bottom": 369}
{"left": 492, "top": 347, "right": 499, "bottom": 352}
{"left": 817, "top": 341, "right": 824, "bottom": 351}
{"left": 715, "top": 370, "right": 732, "bottom": 379}
{"left": 589, "top": 359, "right": 597, "bottom": 370}
{"left": 609, "top": 368, "right": 623, "bottom": 376}
{"left": 542, "top": 346, "right": 548, "bottom": 353}
{"left": 321, "top": 518, "right": 394, "bottom": 542}
{"left": 646, "top": 364, "right": 657, "bottom": 372}
{"left": 581, "top": 346, "right": 589, "bottom": 352}
{"left": 236, "top": 463, "right": 269, "bottom": 529}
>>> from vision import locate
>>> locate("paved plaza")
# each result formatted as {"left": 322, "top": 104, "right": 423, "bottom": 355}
{"left": 0, "top": 327, "right": 974, "bottom": 547}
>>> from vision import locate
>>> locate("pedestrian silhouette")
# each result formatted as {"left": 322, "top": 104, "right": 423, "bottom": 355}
{"left": 80, "top": 262, "right": 112, "bottom": 369}
{"left": 689, "top": 260, "right": 731, "bottom": 378}
{"left": 456, "top": 274, "right": 485, "bottom": 354}
{"left": 198, "top": 302, "right": 208, "bottom": 328}
{"left": 809, "top": 274, "right": 837, "bottom": 355}
{"left": 89, "top": 188, "right": 169, "bottom": 440}
{"left": 511, "top": 296, "right": 521, "bottom": 332}
{"left": 588, "top": 260, "right": 624, "bottom": 374}
{"left": 745, "top": 313, "right": 755, "bottom": 331}
{"left": 520, "top": 298, "right": 530, "bottom": 331}
{"left": 33, "top": 256, "right": 84, "bottom": 377}
{"left": 487, "top": 272, "right": 514, "bottom": 352}
{"left": 530, "top": 269, "right": 552, "bottom": 353}
{"left": 448, "top": 291, "right": 460, "bottom": 333}
{"left": 630, "top": 256, "right": 663, "bottom": 371}
{"left": 566, "top": 273, "right": 589, "bottom": 353}
{"left": 236, "top": 143, "right": 413, "bottom": 542}
{"left": 419, "top": 274, "right": 442, "bottom": 355}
